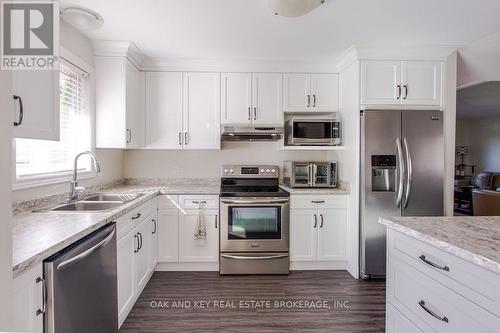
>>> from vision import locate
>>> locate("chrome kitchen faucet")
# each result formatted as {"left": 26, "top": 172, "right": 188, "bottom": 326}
{"left": 69, "top": 151, "right": 101, "bottom": 202}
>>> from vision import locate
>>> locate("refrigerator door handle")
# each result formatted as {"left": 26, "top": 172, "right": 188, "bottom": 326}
{"left": 396, "top": 137, "right": 405, "bottom": 208}
{"left": 403, "top": 137, "right": 413, "bottom": 208}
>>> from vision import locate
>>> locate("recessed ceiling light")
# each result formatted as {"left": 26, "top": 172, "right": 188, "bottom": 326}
{"left": 60, "top": 6, "right": 104, "bottom": 31}
{"left": 269, "top": 0, "right": 325, "bottom": 17}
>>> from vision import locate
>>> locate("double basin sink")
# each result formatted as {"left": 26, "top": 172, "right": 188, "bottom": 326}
{"left": 47, "top": 193, "right": 144, "bottom": 212}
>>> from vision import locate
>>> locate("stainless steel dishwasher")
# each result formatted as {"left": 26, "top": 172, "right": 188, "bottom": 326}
{"left": 43, "top": 222, "right": 118, "bottom": 333}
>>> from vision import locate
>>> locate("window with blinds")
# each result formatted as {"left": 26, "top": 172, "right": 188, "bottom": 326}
{"left": 15, "top": 60, "right": 92, "bottom": 184}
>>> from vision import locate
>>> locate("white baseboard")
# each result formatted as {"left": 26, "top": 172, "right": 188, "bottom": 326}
{"left": 290, "top": 261, "right": 348, "bottom": 271}
{"left": 155, "top": 262, "right": 219, "bottom": 271}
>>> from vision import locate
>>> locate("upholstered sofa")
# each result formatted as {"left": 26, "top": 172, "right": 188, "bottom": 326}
{"left": 472, "top": 172, "right": 500, "bottom": 216}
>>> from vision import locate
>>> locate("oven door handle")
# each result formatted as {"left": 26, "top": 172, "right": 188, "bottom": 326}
{"left": 221, "top": 254, "right": 289, "bottom": 260}
{"left": 220, "top": 199, "right": 289, "bottom": 205}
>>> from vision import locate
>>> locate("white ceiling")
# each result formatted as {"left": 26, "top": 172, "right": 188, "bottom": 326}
{"left": 60, "top": 0, "right": 500, "bottom": 65}
{"left": 457, "top": 81, "right": 500, "bottom": 118}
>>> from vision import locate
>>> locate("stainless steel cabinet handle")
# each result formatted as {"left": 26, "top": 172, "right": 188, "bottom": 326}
{"left": 403, "top": 138, "right": 413, "bottom": 208}
{"left": 311, "top": 200, "right": 325, "bottom": 204}
{"left": 215, "top": 214, "right": 218, "bottom": 229}
{"left": 184, "top": 132, "right": 189, "bottom": 145}
{"left": 319, "top": 214, "right": 324, "bottom": 228}
{"left": 126, "top": 129, "right": 132, "bottom": 144}
{"left": 152, "top": 219, "right": 157, "bottom": 234}
{"left": 138, "top": 232, "right": 143, "bottom": 250}
{"left": 13, "top": 95, "right": 23, "bottom": 126}
{"left": 248, "top": 107, "right": 251, "bottom": 120}
{"left": 312, "top": 94, "right": 316, "bottom": 107}
{"left": 307, "top": 94, "right": 311, "bottom": 107}
{"left": 192, "top": 200, "right": 207, "bottom": 204}
{"left": 57, "top": 228, "right": 116, "bottom": 271}
{"left": 403, "top": 85, "right": 408, "bottom": 99}
{"left": 221, "top": 254, "right": 288, "bottom": 260}
{"left": 313, "top": 214, "right": 318, "bottom": 228}
{"left": 418, "top": 300, "right": 449, "bottom": 323}
{"left": 419, "top": 255, "right": 449, "bottom": 272}
{"left": 253, "top": 107, "right": 257, "bottom": 120}
{"left": 134, "top": 234, "right": 139, "bottom": 253}
{"left": 178, "top": 132, "right": 182, "bottom": 146}
{"left": 35, "top": 277, "right": 46, "bottom": 316}
{"left": 396, "top": 85, "right": 402, "bottom": 100}
{"left": 132, "top": 213, "right": 142, "bottom": 220}
{"left": 395, "top": 137, "right": 405, "bottom": 207}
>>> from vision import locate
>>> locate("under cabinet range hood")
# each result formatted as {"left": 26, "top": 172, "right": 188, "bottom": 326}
{"left": 221, "top": 126, "right": 283, "bottom": 141}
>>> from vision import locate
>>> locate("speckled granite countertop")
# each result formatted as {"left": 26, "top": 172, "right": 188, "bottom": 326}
{"left": 379, "top": 216, "right": 500, "bottom": 274}
{"left": 12, "top": 181, "right": 220, "bottom": 276}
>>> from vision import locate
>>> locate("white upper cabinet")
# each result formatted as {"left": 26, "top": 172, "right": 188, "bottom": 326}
{"left": 221, "top": 72, "right": 283, "bottom": 126}
{"left": 145, "top": 72, "right": 183, "bottom": 149}
{"left": 401, "top": 61, "right": 442, "bottom": 106}
{"left": 310, "top": 74, "right": 339, "bottom": 112}
{"left": 183, "top": 72, "right": 221, "bottom": 150}
{"left": 283, "top": 73, "right": 338, "bottom": 112}
{"left": 12, "top": 69, "right": 60, "bottom": 140}
{"left": 252, "top": 73, "right": 283, "bottom": 126}
{"left": 361, "top": 60, "right": 442, "bottom": 107}
{"left": 221, "top": 73, "right": 252, "bottom": 125}
{"left": 95, "top": 56, "right": 145, "bottom": 149}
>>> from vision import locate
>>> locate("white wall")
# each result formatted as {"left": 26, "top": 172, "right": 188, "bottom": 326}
{"left": 0, "top": 69, "right": 13, "bottom": 330}
{"left": 12, "top": 20, "right": 124, "bottom": 203}
{"left": 456, "top": 115, "right": 500, "bottom": 172}
{"left": 124, "top": 142, "right": 332, "bottom": 179}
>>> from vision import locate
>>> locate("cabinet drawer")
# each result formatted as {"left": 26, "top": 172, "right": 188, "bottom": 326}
{"left": 389, "top": 229, "right": 500, "bottom": 317}
{"left": 388, "top": 255, "right": 499, "bottom": 332}
{"left": 158, "top": 195, "right": 179, "bottom": 210}
{"left": 387, "top": 303, "right": 429, "bottom": 333}
{"left": 178, "top": 195, "right": 219, "bottom": 210}
{"left": 290, "top": 195, "right": 347, "bottom": 209}
{"left": 117, "top": 200, "right": 156, "bottom": 239}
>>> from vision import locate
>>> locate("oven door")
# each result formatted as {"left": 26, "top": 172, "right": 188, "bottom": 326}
{"left": 220, "top": 197, "right": 289, "bottom": 252}
{"left": 291, "top": 120, "right": 337, "bottom": 145}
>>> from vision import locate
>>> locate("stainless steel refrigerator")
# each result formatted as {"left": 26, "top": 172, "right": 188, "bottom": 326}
{"left": 360, "top": 110, "right": 444, "bottom": 279}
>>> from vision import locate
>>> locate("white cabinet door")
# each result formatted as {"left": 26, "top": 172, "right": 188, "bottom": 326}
{"left": 290, "top": 209, "right": 317, "bottom": 261}
{"left": 149, "top": 214, "right": 159, "bottom": 271}
{"left": 402, "top": 61, "right": 442, "bottom": 106}
{"left": 183, "top": 72, "right": 221, "bottom": 150}
{"left": 221, "top": 73, "right": 252, "bottom": 125}
{"left": 157, "top": 210, "right": 179, "bottom": 262}
{"left": 12, "top": 265, "right": 43, "bottom": 333}
{"left": 125, "top": 60, "right": 145, "bottom": 149}
{"left": 145, "top": 72, "right": 183, "bottom": 149}
{"left": 361, "top": 60, "right": 402, "bottom": 105}
{"left": 178, "top": 210, "right": 219, "bottom": 262}
{"left": 310, "top": 74, "right": 339, "bottom": 112}
{"left": 283, "top": 74, "right": 310, "bottom": 112}
{"left": 12, "top": 69, "right": 59, "bottom": 140}
{"left": 134, "top": 220, "right": 152, "bottom": 292}
{"left": 117, "top": 231, "right": 136, "bottom": 326}
{"left": 317, "top": 209, "right": 347, "bottom": 261}
{"left": 252, "top": 73, "right": 283, "bottom": 126}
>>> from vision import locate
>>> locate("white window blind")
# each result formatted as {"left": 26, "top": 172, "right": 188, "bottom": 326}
{"left": 15, "top": 60, "right": 92, "bottom": 183}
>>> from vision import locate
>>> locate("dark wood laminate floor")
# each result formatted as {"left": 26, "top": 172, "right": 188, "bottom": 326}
{"left": 120, "top": 271, "right": 385, "bottom": 333}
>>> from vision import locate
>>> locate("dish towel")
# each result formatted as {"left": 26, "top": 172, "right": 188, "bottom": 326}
{"left": 194, "top": 202, "right": 207, "bottom": 240}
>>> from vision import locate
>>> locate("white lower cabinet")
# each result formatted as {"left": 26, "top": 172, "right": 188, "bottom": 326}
{"left": 157, "top": 195, "right": 219, "bottom": 268}
{"left": 116, "top": 201, "right": 158, "bottom": 328}
{"left": 12, "top": 265, "right": 44, "bottom": 333}
{"left": 178, "top": 210, "right": 219, "bottom": 262}
{"left": 289, "top": 195, "right": 348, "bottom": 269}
{"left": 386, "top": 229, "right": 500, "bottom": 333}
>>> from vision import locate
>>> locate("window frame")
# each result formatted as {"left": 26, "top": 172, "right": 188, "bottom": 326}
{"left": 12, "top": 47, "right": 96, "bottom": 190}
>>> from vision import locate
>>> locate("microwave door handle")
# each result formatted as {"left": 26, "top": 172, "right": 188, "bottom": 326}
{"left": 308, "top": 164, "right": 313, "bottom": 187}
{"left": 312, "top": 164, "right": 317, "bottom": 187}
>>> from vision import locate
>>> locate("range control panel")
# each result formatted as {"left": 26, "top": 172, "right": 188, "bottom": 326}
{"left": 221, "top": 165, "right": 279, "bottom": 178}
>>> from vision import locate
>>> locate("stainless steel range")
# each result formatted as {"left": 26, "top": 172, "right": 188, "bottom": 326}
{"left": 219, "top": 165, "right": 290, "bottom": 275}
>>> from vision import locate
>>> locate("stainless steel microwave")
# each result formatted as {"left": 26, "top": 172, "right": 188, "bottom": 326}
{"left": 285, "top": 117, "right": 341, "bottom": 146}
{"left": 283, "top": 161, "right": 337, "bottom": 188}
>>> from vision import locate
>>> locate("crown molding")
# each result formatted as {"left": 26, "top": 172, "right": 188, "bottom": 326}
{"left": 91, "top": 40, "right": 144, "bottom": 68}
{"left": 353, "top": 43, "right": 461, "bottom": 61}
